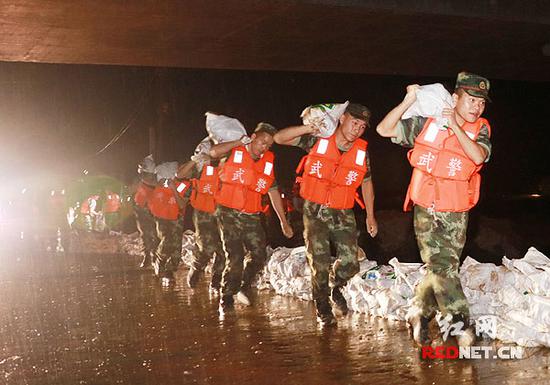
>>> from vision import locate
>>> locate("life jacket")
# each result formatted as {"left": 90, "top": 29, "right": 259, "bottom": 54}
{"left": 148, "top": 180, "right": 190, "bottom": 221}
{"left": 134, "top": 182, "right": 155, "bottom": 208}
{"left": 104, "top": 192, "right": 121, "bottom": 213}
{"left": 404, "top": 117, "right": 490, "bottom": 212}
{"left": 80, "top": 195, "right": 99, "bottom": 214}
{"left": 191, "top": 164, "right": 219, "bottom": 213}
{"left": 216, "top": 146, "right": 275, "bottom": 214}
{"left": 296, "top": 135, "right": 368, "bottom": 209}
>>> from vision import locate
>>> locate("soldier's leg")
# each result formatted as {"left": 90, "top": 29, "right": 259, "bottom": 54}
{"left": 153, "top": 218, "right": 168, "bottom": 276}
{"left": 303, "top": 202, "right": 334, "bottom": 324}
{"left": 429, "top": 211, "right": 470, "bottom": 318}
{"left": 188, "top": 210, "right": 225, "bottom": 288}
{"left": 209, "top": 214, "right": 227, "bottom": 290}
{"left": 241, "top": 213, "right": 268, "bottom": 292}
{"left": 330, "top": 208, "right": 360, "bottom": 315}
{"left": 164, "top": 217, "right": 184, "bottom": 276}
{"left": 218, "top": 207, "right": 246, "bottom": 300}
{"left": 134, "top": 206, "right": 155, "bottom": 267}
{"left": 411, "top": 206, "right": 439, "bottom": 319}
{"left": 331, "top": 208, "right": 360, "bottom": 286}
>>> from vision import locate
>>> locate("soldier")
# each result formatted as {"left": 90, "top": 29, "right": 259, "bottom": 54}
{"left": 210, "top": 123, "right": 294, "bottom": 313}
{"left": 177, "top": 142, "right": 226, "bottom": 293}
{"left": 148, "top": 166, "right": 190, "bottom": 284}
{"left": 274, "top": 103, "right": 378, "bottom": 327}
{"left": 133, "top": 156, "right": 160, "bottom": 268}
{"left": 376, "top": 72, "right": 492, "bottom": 346}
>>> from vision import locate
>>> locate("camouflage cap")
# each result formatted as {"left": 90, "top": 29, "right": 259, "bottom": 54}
{"left": 254, "top": 122, "right": 277, "bottom": 136}
{"left": 455, "top": 71, "right": 491, "bottom": 101}
{"left": 345, "top": 103, "right": 371, "bottom": 126}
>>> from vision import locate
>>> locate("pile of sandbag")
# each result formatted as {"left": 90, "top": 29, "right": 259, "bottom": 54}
{"left": 263, "top": 245, "right": 550, "bottom": 348}
{"left": 461, "top": 247, "right": 550, "bottom": 347}
{"left": 265, "top": 246, "right": 312, "bottom": 300}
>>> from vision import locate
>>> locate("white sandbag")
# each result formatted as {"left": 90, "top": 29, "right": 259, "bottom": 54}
{"left": 139, "top": 154, "right": 156, "bottom": 174}
{"left": 154, "top": 161, "right": 179, "bottom": 181}
{"left": 460, "top": 256, "right": 504, "bottom": 293}
{"left": 300, "top": 101, "right": 349, "bottom": 138}
{"left": 205, "top": 112, "right": 247, "bottom": 144}
{"left": 402, "top": 83, "right": 453, "bottom": 120}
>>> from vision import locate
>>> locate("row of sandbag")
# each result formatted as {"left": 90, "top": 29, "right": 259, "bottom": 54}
{"left": 265, "top": 245, "right": 550, "bottom": 348}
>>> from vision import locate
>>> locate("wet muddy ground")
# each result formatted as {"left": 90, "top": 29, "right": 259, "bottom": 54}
{"left": 0, "top": 250, "right": 549, "bottom": 385}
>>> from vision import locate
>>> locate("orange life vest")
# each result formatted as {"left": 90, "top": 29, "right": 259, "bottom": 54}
{"left": 104, "top": 192, "right": 121, "bottom": 213}
{"left": 216, "top": 146, "right": 275, "bottom": 214}
{"left": 134, "top": 182, "right": 155, "bottom": 208}
{"left": 296, "top": 135, "right": 368, "bottom": 209}
{"left": 191, "top": 164, "right": 219, "bottom": 213}
{"left": 404, "top": 117, "right": 490, "bottom": 212}
{"left": 148, "top": 180, "right": 190, "bottom": 221}
{"left": 80, "top": 195, "right": 99, "bottom": 214}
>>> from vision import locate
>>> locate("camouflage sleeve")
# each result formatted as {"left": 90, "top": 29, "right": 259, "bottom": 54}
{"left": 476, "top": 123, "right": 492, "bottom": 163}
{"left": 363, "top": 150, "right": 372, "bottom": 182}
{"left": 391, "top": 116, "right": 428, "bottom": 148}
{"left": 295, "top": 134, "right": 318, "bottom": 153}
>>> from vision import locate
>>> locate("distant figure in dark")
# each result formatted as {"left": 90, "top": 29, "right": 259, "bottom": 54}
{"left": 133, "top": 155, "right": 160, "bottom": 269}
{"left": 179, "top": 142, "right": 226, "bottom": 294}
{"left": 377, "top": 72, "right": 493, "bottom": 347}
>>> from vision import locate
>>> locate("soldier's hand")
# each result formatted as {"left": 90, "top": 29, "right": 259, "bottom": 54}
{"left": 305, "top": 124, "right": 321, "bottom": 136}
{"left": 442, "top": 108, "right": 459, "bottom": 130}
{"left": 366, "top": 216, "right": 378, "bottom": 238}
{"left": 404, "top": 84, "right": 420, "bottom": 104}
{"left": 281, "top": 221, "right": 294, "bottom": 239}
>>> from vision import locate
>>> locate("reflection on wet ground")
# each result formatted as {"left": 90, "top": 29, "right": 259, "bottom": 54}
{"left": 0, "top": 251, "right": 548, "bottom": 385}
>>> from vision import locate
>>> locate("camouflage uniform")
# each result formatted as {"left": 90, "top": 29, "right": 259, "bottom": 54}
{"left": 133, "top": 203, "right": 159, "bottom": 264}
{"left": 191, "top": 209, "right": 225, "bottom": 288}
{"left": 217, "top": 205, "right": 268, "bottom": 297}
{"left": 153, "top": 217, "right": 184, "bottom": 277}
{"left": 393, "top": 115, "right": 492, "bottom": 318}
{"left": 297, "top": 135, "right": 371, "bottom": 316}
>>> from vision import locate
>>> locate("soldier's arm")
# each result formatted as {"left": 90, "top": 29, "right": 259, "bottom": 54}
{"left": 267, "top": 189, "right": 294, "bottom": 239}
{"left": 361, "top": 178, "right": 378, "bottom": 238}
{"left": 176, "top": 160, "right": 196, "bottom": 179}
{"left": 376, "top": 84, "right": 419, "bottom": 138}
{"left": 273, "top": 124, "right": 317, "bottom": 146}
{"left": 442, "top": 108, "right": 488, "bottom": 165}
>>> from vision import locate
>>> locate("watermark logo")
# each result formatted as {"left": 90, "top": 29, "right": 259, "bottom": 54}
{"left": 421, "top": 315, "right": 523, "bottom": 360}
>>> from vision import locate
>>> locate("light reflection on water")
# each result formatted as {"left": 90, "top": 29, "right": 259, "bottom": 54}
{"left": 0, "top": 250, "right": 548, "bottom": 384}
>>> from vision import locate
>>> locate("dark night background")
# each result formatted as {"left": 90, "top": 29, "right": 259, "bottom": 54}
{"left": 1, "top": 61, "right": 549, "bottom": 260}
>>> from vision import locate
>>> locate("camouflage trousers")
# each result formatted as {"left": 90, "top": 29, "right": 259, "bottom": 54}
{"left": 153, "top": 216, "right": 184, "bottom": 276}
{"left": 412, "top": 205, "right": 470, "bottom": 319}
{"left": 191, "top": 209, "right": 226, "bottom": 288}
{"left": 303, "top": 200, "right": 359, "bottom": 313}
{"left": 217, "top": 206, "right": 267, "bottom": 297}
{"left": 133, "top": 205, "right": 159, "bottom": 259}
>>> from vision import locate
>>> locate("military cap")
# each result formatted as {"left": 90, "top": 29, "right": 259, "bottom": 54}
{"left": 455, "top": 71, "right": 491, "bottom": 101}
{"left": 254, "top": 122, "right": 277, "bottom": 136}
{"left": 345, "top": 103, "right": 371, "bottom": 126}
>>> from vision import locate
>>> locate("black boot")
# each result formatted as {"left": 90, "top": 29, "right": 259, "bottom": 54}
{"left": 139, "top": 253, "right": 151, "bottom": 268}
{"left": 316, "top": 300, "right": 337, "bottom": 327}
{"left": 187, "top": 268, "right": 202, "bottom": 288}
{"left": 407, "top": 314, "right": 432, "bottom": 346}
{"left": 331, "top": 286, "right": 349, "bottom": 316}
{"left": 219, "top": 295, "right": 235, "bottom": 314}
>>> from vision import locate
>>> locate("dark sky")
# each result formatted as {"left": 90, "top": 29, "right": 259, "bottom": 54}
{"left": 0, "top": 61, "right": 549, "bottom": 209}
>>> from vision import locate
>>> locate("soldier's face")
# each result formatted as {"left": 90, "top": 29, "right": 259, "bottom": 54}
{"left": 453, "top": 91, "right": 486, "bottom": 123}
{"left": 250, "top": 132, "right": 274, "bottom": 157}
{"left": 339, "top": 113, "right": 366, "bottom": 142}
